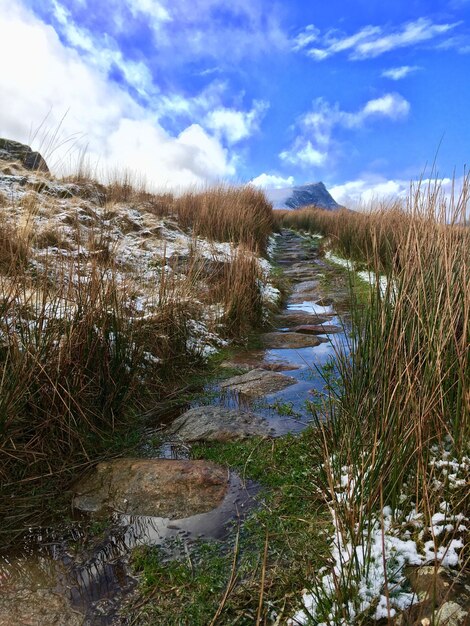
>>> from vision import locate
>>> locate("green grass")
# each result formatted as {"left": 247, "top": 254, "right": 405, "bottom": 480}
{"left": 127, "top": 430, "right": 331, "bottom": 625}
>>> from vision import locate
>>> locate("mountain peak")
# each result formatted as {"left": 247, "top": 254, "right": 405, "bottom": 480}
{"left": 266, "top": 182, "right": 341, "bottom": 211}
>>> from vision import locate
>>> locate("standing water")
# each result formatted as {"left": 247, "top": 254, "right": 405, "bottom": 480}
{"left": 0, "top": 230, "right": 353, "bottom": 625}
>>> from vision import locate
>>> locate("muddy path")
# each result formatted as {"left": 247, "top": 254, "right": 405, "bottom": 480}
{"left": 0, "top": 230, "right": 353, "bottom": 625}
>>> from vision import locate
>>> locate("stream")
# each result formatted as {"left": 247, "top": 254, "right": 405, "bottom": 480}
{"left": 0, "top": 230, "right": 353, "bottom": 625}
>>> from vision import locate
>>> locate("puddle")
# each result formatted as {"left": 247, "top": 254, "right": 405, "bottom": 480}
{"left": 0, "top": 472, "right": 257, "bottom": 625}
{"left": 287, "top": 300, "right": 335, "bottom": 315}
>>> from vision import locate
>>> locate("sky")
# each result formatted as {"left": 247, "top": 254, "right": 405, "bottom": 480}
{"left": 0, "top": 0, "right": 469, "bottom": 204}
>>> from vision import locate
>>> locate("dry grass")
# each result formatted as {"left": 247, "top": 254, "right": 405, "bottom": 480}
{"left": 299, "top": 179, "right": 469, "bottom": 622}
{"left": 168, "top": 185, "right": 273, "bottom": 253}
{"left": 0, "top": 175, "right": 275, "bottom": 540}
{"left": 63, "top": 167, "right": 274, "bottom": 252}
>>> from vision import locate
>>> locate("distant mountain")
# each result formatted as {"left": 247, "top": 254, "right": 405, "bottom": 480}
{"left": 266, "top": 182, "right": 341, "bottom": 211}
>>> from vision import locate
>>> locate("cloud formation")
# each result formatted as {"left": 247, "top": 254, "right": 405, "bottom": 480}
{"left": 382, "top": 65, "right": 421, "bottom": 80}
{"left": 280, "top": 94, "right": 410, "bottom": 168}
{"left": 295, "top": 18, "right": 460, "bottom": 61}
{"left": 0, "top": 0, "right": 238, "bottom": 188}
{"left": 330, "top": 175, "right": 463, "bottom": 208}
{"left": 250, "top": 173, "right": 295, "bottom": 189}
{"left": 205, "top": 101, "right": 269, "bottom": 144}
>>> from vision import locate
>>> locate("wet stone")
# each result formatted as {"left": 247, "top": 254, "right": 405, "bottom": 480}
{"left": 165, "top": 406, "right": 274, "bottom": 442}
{"left": 73, "top": 458, "right": 228, "bottom": 518}
{"left": 261, "top": 332, "right": 325, "bottom": 349}
{"left": 220, "top": 368, "right": 297, "bottom": 398}
{"left": 282, "top": 265, "right": 319, "bottom": 282}
{"left": 291, "top": 324, "right": 342, "bottom": 335}
{"left": 276, "top": 311, "right": 331, "bottom": 327}
{"left": 220, "top": 349, "right": 300, "bottom": 372}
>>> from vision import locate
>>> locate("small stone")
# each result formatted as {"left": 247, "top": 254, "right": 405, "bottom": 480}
{"left": 435, "top": 601, "right": 468, "bottom": 625}
{"left": 407, "top": 566, "right": 452, "bottom": 604}
{"left": 220, "top": 368, "right": 297, "bottom": 397}
{"left": 291, "top": 324, "right": 342, "bottom": 335}
{"left": 165, "top": 406, "right": 273, "bottom": 442}
{"left": 261, "top": 332, "right": 324, "bottom": 349}
{"left": 276, "top": 311, "right": 330, "bottom": 327}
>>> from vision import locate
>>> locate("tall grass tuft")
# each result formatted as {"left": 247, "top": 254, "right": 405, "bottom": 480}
{"left": 0, "top": 175, "right": 276, "bottom": 540}
{"left": 293, "top": 179, "right": 469, "bottom": 622}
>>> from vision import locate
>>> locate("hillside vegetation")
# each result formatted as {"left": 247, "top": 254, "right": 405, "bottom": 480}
{"left": 275, "top": 182, "right": 469, "bottom": 623}
{"left": 0, "top": 159, "right": 277, "bottom": 537}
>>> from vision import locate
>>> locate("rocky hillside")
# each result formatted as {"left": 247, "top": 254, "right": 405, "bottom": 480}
{"left": 266, "top": 181, "right": 341, "bottom": 210}
{"left": 0, "top": 139, "right": 279, "bottom": 358}
{"left": 0, "top": 139, "right": 280, "bottom": 507}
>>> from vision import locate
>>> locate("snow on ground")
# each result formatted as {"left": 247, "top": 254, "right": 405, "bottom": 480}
{"left": 325, "top": 250, "right": 389, "bottom": 296}
{"left": 289, "top": 442, "right": 469, "bottom": 625}
{"left": 0, "top": 164, "right": 279, "bottom": 360}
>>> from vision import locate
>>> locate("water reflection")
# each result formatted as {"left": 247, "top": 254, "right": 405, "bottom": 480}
{"left": 0, "top": 473, "right": 257, "bottom": 625}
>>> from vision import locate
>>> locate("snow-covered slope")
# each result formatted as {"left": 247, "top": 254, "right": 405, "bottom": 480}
{"left": 266, "top": 182, "right": 341, "bottom": 210}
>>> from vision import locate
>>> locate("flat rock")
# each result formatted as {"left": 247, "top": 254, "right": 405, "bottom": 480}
{"left": 292, "top": 324, "right": 342, "bottom": 335}
{"left": 282, "top": 264, "right": 318, "bottom": 282}
{"left": 220, "top": 368, "right": 297, "bottom": 397}
{"left": 221, "top": 360, "right": 298, "bottom": 372}
{"left": 73, "top": 458, "right": 228, "bottom": 518}
{"left": 221, "top": 349, "right": 300, "bottom": 372}
{"left": 261, "top": 332, "right": 324, "bottom": 349}
{"left": 165, "top": 406, "right": 273, "bottom": 442}
{"left": 0, "top": 588, "right": 84, "bottom": 626}
{"left": 276, "top": 311, "right": 330, "bottom": 327}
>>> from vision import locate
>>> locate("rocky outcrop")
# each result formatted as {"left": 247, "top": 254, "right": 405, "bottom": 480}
{"left": 266, "top": 182, "right": 341, "bottom": 211}
{"left": 165, "top": 406, "right": 273, "bottom": 442}
{"left": 0, "top": 138, "right": 49, "bottom": 173}
{"left": 73, "top": 458, "right": 229, "bottom": 518}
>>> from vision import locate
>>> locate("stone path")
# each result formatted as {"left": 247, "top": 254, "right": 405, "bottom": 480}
{"left": 0, "top": 229, "right": 351, "bottom": 626}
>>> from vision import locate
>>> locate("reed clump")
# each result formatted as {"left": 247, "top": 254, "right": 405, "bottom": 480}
{"left": 298, "top": 179, "right": 469, "bottom": 622}
{"left": 0, "top": 171, "right": 276, "bottom": 540}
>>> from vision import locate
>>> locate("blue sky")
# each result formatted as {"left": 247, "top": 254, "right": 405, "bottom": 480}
{"left": 0, "top": 0, "right": 469, "bottom": 203}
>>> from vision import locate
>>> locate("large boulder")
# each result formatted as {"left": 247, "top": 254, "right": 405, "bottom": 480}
{"left": 73, "top": 458, "right": 229, "bottom": 518}
{"left": 0, "top": 138, "right": 49, "bottom": 173}
{"left": 165, "top": 406, "right": 273, "bottom": 442}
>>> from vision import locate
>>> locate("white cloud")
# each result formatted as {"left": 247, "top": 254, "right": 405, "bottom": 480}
{"left": 205, "top": 101, "right": 269, "bottom": 144}
{"left": 127, "top": 0, "right": 172, "bottom": 28}
{"left": 295, "top": 18, "right": 460, "bottom": 61}
{"left": 330, "top": 178, "right": 409, "bottom": 206}
{"left": 280, "top": 141, "right": 328, "bottom": 167}
{"left": 123, "top": 0, "right": 288, "bottom": 62}
{"left": 382, "top": 65, "right": 421, "bottom": 80}
{"left": 292, "top": 24, "right": 320, "bottom": 52}
{"left": 360, "top": 94, "right": 410, "bottom": 121}
{"left": 353, "top": 19, "right": 459, "bottom": 59}
{"left": 51, "top": 0, "right": 157, "bottom": 98}
{"left": 329, "top": 175, "right": 461, "bottom": 208}
{"left": 0, "top": 0, "right": 235, "bottom": 188}
{"left": 280, "top": 94, "right": 410, "bottom": 169}
{"left": 250, "top": 173, "right": 295, "bottom": 189}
